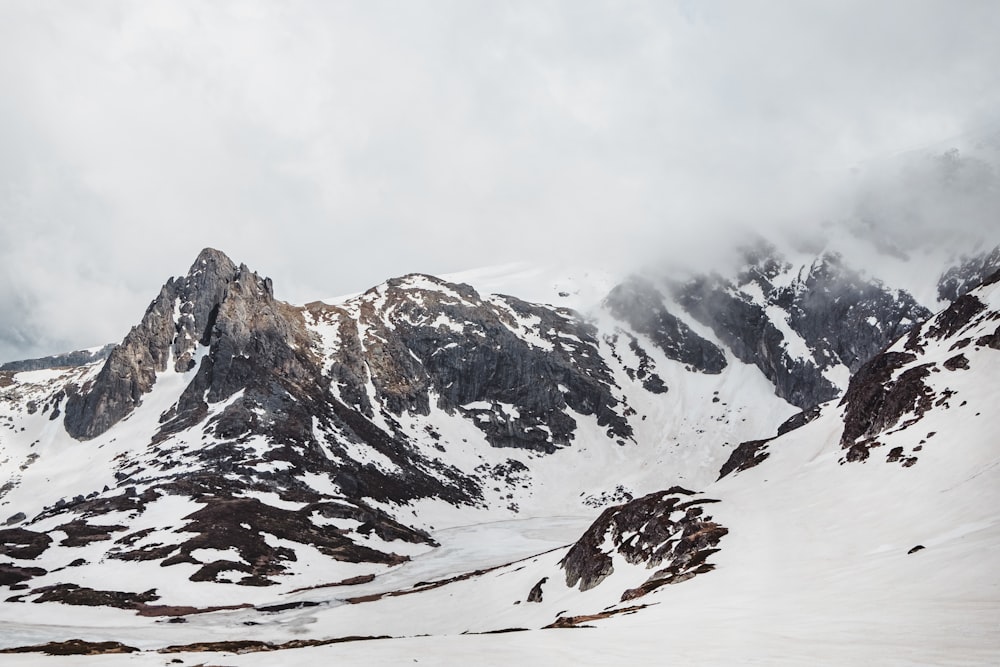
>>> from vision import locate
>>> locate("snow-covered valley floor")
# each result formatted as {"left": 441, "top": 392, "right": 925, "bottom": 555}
{"left": 2, "top": 399, "right": 997, "bottom": 666}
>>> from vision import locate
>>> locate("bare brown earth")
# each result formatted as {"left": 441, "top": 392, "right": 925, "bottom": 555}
{"left": 544, "top": 604, "right": 651, "bottom": 628}
{"left": 0, "top": 639, "right": 139, "bottom": 655}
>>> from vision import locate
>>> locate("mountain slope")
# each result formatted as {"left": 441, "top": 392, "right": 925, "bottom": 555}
{"left": 0, "top": 243, "right": 996, "bottom": 664}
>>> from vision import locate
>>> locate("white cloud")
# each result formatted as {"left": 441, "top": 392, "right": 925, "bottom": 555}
{"left": 1, "top": 0, "right": 999, "bottom": 361}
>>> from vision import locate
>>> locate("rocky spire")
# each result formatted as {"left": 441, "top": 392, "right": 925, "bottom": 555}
{"left": 63, "top": 248, "right": 246, "bottom": 440}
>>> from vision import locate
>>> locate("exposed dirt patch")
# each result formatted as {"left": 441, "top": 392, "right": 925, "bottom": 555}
{"left": 0, "top": 562, "right": 47, "bottom": 586}
{"left": 977, "top": 325, "right": 1000, "bottom": 350}
{"left": 0, "top": 639, "right": 138, "bottom": 655}
{"left": 134, "top": 602, "right": 252, "bottom": 617}
{"left": 256, "top": 600, "right": 322, "bottom": 613}
{"left": 131, "top": 495, "right": 427, "bottom": 586}
{"left": 159, "top": 635, "right": 389, "bottom": 654}
{"left": 0, "top": 527, "right": 52, "bottom": 559}
{"left": 346, "top": 546, "right": 566, "bottom": 605}
{"left": 56, "top": 520, "right": 127, "bottom": 547}
{"left": 545, "top": 604, "right": 650, "bottom": 628}
{"left": 286, "top": 573, "right": 375, "bottom": 594}
{"left": 28, "top": 583, "right": 159, "bottom": 609}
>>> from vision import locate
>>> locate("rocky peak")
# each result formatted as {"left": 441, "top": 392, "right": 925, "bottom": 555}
{"left": 670, "top": 246, "right": 931, "bottom": 409}
{"left": 62, "top": 248, "right": 281, "bottom": 440}
{"left": 169, "top": 247, "right": 240, "bottom": 369}
{"left": 318, "top": 272, "right": 634, "bottom": 454}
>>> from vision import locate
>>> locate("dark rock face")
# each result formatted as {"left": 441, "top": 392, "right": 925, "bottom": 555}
{"left": 840, "top": 273, "right": 1000, "bottom": 464}
{"left": 64, "top": 249, "right": 241, "bottom": 440}
{"left": 603, "top": 331, "right": 669, "bottom": 394}
{"left": 943, "top": 354, "right": 970, "bottom": 371}
{"left": 938, "top": 245, "right": 1000, "bottom": 302}
{"left": 321, "top": 274, "right": 632, "bottom": 453}
{"left": 560, "top": 487, "right": 726, "bottom": 600}
{"left": 717, "top": 439, "right": 773, "bottom": 480}
{"left": 604, "top": 277, "right": 726, "bottom": 374}
{"left": 717, "top": 405, "right": 823, "bottom": 480}
{"left": 924, "top": 294, "right": 987, "bottom": 342}
{"left": 672, "top": 248, "right": 929, "bottom": 409}
{"left": 776, "top": 405, "right": 822, "bottom": 436}
{"left": 527, "top": 577, "right": 547, "bottom": 603}
{"left": 839, "top": 352, "right": 927, "bottom": 448}
{"left": 783, "top": 253, "right": 930, "bottom": 374}
{"left": 675, "top": 272, "right": 836, "bottom": 409}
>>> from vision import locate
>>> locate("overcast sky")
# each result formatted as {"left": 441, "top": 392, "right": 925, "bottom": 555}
{"left": 2, "top": 1, "right": 1000, "bottom": 363}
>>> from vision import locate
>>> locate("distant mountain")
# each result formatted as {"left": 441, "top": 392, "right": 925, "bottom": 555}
{"left": 0, "top": 344, "right": 114, "bottom": 373}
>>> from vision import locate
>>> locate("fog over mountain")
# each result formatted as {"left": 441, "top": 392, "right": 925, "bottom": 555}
{"left": 1, "top": 0, "right": 999, "bottom": 363}
{"left": 3, "top": 6, "right": 1000, "bottom": 661}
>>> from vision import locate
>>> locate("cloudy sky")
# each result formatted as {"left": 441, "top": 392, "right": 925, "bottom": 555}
{"left": 2, "top": 0, "right": 999, "bottom": 362}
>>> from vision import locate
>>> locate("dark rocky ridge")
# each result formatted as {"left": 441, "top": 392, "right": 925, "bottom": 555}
{"left": 938, "top": 245, "right": 1000, "bottom": 302}
{"left": 0, "top": 344, "right": 115, "bottom": 373}
{"left": 840, "top": 269, "right": 1000, "bottom": 464}
{"left": 717, "top": 438, "right": 774, "bottom": 480}
{"left": 6, "top": 242, "right": 987, "bottom": 606}
{"left": 319, "top": 274, "right": 633, "bottom": 454}
{"left": 603, "top": 277, "right": 726, "bottom": 374}
{"left": 784, "top": 252, "right": 930, "bottom": 374}
{"left": 676, "top": 271, "right": 838, "bottom": 409}
{"left": 671, "top": 247, "right": 929, "bottom": 409}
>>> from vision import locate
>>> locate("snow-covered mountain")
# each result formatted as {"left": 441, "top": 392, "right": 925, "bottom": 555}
{"left": 0, "top": 235, "right": 997, "bottom": 663}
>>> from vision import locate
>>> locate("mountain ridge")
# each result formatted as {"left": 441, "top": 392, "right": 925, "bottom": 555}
{"left": 0, "top": 237, "right": 997, "bottom": 662}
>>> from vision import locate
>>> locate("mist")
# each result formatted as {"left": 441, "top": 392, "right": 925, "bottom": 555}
{"left": 2, "top": 1, "right": 999, "bottom": 363}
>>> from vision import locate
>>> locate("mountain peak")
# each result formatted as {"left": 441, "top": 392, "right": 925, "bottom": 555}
{"left": 192, "top": 246, "right": 233, "bottom": 266}
{"left": 62, "top": 249, "right": 262, "bottom": 440}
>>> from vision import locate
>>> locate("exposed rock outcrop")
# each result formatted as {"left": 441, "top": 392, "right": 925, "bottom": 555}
{"left": 672, "top": 247, "right": 929, "bottom": 409}
{"left": 717, "top": 438, "right": 773, "bottom": 480}
{"left": 560, "top": 487, "right": 727, "bottom": 600}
